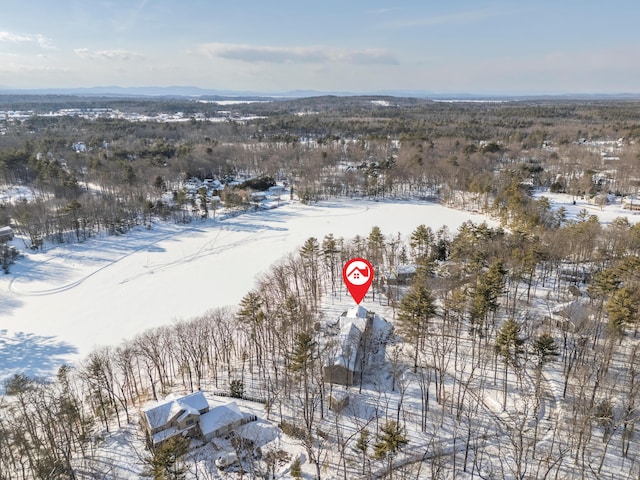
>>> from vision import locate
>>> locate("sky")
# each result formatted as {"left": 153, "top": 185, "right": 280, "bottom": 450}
{"left": 1, "top": 0, "right": 639, "bottom": 95}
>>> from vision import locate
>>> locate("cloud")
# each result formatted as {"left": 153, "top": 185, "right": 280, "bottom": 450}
{"left": 0, "top": 31, "right": 54, "bottom": 49}
{"left": 407, "top": 45, "right": 640, "bottom": 94}
{"left": 0, "top": 32, "right": 32, "bottom": 42}
{"left": 35, "top": 35, "right": 54, "bottom": 49}
{"left": 385, "top": 8, "right": 504, "bottom": 28}
{"left": 197, "top": 43, "right": 398, "bottom": 65}
{"left": 74, "top": 48, "right": 145, "bottom": 61}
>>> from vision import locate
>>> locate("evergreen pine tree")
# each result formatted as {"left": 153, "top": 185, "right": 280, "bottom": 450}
{"left": 397, "top": 277, "right": 436, "bottom": 372}
{"left": 144, "top": 436, "right": 190, "bottom": 480}
{"left": 495, "top": 317, "right": 524, "bottom": 410}
{"left": 374, "top": 420, "right": 408, "bottom": 478}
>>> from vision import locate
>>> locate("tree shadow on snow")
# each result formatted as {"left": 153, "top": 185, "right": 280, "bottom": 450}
{"left": 7, "top": 253, "right": 78, "bottom": 289}
{"left": 0, "top": 329, "right": 78, "bottom": 389}
{"left": 0, "top": 294, "right": 23, "bottom": 316}
{"left": 219, "top": 218, "right": 289, "bottom": 233}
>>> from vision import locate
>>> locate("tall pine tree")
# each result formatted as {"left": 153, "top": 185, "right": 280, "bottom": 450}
{"left": 495, "top": 317, "right": 524, "bottom": 410}
{"left": 397, "top": 274, "right": 436, "bottom": 372}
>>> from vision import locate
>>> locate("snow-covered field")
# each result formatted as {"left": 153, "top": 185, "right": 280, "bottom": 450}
{"left": 0, "top": 199, "right": 494, "bottom": 384}
{"left": 533, "top": 190, "right": 640, "bottom": 224}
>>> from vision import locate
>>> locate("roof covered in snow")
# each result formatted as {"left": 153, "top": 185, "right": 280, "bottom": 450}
{"left": 328, "top": 308, "right": 394, "bottom": 371}
{"left": 334, "top": 321, "right": 364, "bottom": 370}
{"left": 235, "top": 419, "right": 280, "bottom": 445}
{"left": 345, "top": 305, "right": 368, "bottom": 319}
{"left": 396, "top": 264, "right": 417, "bottom": 275}
{"left": 199, "top": 401, "right": 248, "bottom": 437}
{"left": 142, "top": 391, "right": 209, "bottom": 431}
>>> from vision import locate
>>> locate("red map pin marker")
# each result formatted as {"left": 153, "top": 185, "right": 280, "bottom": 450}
{"left": 343, "top": 258, "right": 374, "bottom": 305}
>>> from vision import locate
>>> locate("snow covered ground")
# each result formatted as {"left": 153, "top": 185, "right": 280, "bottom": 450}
{"left": 3, "top": 190, "right": 638, "bottom": 385}
{"left": 0, "top": 198, "right": 494, "bottom": 385}
{"left": 0, "top": 184, "right": 37, "bottom": 204}
{"left": 533, "top": 190, "right": 640, "bottom": 224}
{"left": 4, "top": 192, "right": 639, "bottom": 478}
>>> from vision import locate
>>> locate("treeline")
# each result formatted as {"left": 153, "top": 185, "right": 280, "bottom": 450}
{"left": 2, "top": 97, "right": 640, "bottom": 249}
{"left": 3, "top": 211, "right": 640, "bottom": 478}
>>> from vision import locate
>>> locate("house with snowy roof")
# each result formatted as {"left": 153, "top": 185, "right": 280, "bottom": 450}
{"left": 622, "top": 195, "right": 640, "bottom": 211}
{"left": 0, "top": 226, "right": 13, "bottom": 243}
{"left": 385, "top": 264, "right": 417, "bottom": 286}
{"left": 200, "top": 402, "right": 257, "bottom": 442}
{"left": 322, "top": 305, "right": 393, "bottom": 386}
{"left": 140, "top": 391, "right": 256, "bottom": 448}
{"left": 140, "top": 391, "right": 209, "bottom": 447}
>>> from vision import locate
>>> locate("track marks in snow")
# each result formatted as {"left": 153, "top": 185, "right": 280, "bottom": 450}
{"left": 8, "top": 228, "right": 188, "bottom": 296}
{"left": 118, "top": 227, "right": 288, "bottom": 284}
{"left": 5, "top": 202, "right": 372, "bottom": 296}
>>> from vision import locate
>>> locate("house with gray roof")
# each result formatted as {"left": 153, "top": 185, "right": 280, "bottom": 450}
{"left": 0, "top": 226, "right": 13, "bottom": 243}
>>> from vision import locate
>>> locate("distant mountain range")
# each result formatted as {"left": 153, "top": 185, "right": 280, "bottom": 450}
{"left": 1, "top": 85, "right": 640, "bottom": 101}
{"left": 0, "top": 85, "right": 357, "bottom": 99}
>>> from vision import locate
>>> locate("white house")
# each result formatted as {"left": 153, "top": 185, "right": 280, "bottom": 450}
{"left": 587, "top": 193, "right": 608, "bottom": 207}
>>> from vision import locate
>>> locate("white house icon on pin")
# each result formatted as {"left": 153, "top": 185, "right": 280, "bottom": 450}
{"left": 345, "top": 262, "right": 370, "bottom": 286}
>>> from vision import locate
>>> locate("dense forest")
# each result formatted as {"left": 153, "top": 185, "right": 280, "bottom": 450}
{"left": 1, "top": 95, "right": 640, "bottom": 479}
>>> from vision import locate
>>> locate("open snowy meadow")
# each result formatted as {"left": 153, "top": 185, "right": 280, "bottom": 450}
{"left": 0, "top": 199, "right": 494, "bottom": 385}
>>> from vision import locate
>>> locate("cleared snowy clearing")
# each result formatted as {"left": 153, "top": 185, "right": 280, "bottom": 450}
{"left": 532, "top": 190, "right": 640, "bottom": 224}
{"left": 0, "top": 199, "right": 493, "bottom": 383}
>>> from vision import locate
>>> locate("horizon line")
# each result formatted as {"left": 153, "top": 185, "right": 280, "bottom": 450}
{"left": 2, "top": 85, "right": 640, "bottom": 100}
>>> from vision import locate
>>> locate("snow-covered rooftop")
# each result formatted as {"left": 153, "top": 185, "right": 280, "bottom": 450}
{"left": 334, "top": 321, "right": 364, "bottom": 370}
{"left": 345, "top": 304, "right": 368, "bottom": 319}
{"left": 329, "top": 308, "right": 393, "bottom": 371}
{"left": 142, "top": 391, "right": 209, "bottom": 431}
{"left": 199, "top": 402, "right": 248, "bottom": 438}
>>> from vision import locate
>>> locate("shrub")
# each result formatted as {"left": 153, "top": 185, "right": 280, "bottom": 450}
{"left": 290, "top": 457, "right": 302, "bottom": 478}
